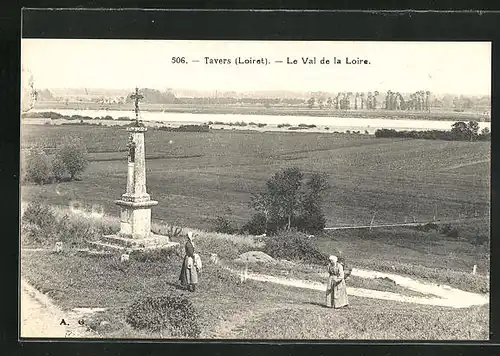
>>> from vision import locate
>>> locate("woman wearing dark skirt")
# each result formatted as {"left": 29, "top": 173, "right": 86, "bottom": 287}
{"left": 179, "top": 231, "right": 199, "bottom": 292}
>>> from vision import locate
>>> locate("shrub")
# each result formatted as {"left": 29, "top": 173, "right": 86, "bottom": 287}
{"left": 473, "top": 235, "right": 489, "bottom": 246}
{"left": 131, "top": 248, "right": 179, "bottom": 263}
{"left": 54, "top": 214, "right": 106, "bottom": 247}
{"left": 21, "top": 201, "right": 56, "bottom": 234}
{"left": 126, "top": 295, "right": 200, "bottom": 338}
{"left": 51, "top": 156, "right": 68, "bottom": 182}
{"left": 158, "top": 124, "right": 210, "bottom": 133}
{"left": 295, "top": 206, "right": 327, "bottom": 234}
{"left": 25, "top": 149, "right": 53, "bottom": 184}
{"left": 447, "top": 227, "right": 460, "bottom": 238}
{"left": 55, "top": 137, "right": 89, "bottom": 180}
{"left": 440, "top": 223, "right": 453, "bottom": 235}
{"left": 241, "top": 213, "right": 267, "bottom": 235}
{"left": 415, "top": 222, "right": 439, "bottom": 232}
{"left": 264, "top": 229, "right": 328, "bottom": 264}
{"left": 21, "top": 201, "right": 117, "bottom": 247}
{"left": 212, "top": 216, "right": 237, "bottom": 234}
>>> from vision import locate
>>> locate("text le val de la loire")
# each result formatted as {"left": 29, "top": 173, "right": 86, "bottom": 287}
{"left": 170, "top": 56, "right": 371, "bottom": 66}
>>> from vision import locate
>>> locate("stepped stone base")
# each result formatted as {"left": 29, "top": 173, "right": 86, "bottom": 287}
{"left": 89, "top": 233, "right": 179, "bottom": 252}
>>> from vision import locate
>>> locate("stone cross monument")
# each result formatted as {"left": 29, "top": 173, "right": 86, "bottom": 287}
{"left": 92, "top": 88, "right": 178, "bottom": 252}
{"left": 114, "top": 87, "right": 158, "bottom": 238}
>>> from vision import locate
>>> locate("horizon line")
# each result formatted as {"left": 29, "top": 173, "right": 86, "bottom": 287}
{"left": 39, "top": 87, "right": 492, "bottom": 98}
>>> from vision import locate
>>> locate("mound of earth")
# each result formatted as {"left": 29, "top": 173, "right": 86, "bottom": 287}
{"left": 234, "top": 251, "right": 277, "bottom": 264}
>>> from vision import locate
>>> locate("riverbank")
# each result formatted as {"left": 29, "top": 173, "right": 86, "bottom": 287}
{"left": 33, "top": 101, "right": 491, "bottom": 122}
{"left": 22, "top": 109, "right": 492, "bottom": 135}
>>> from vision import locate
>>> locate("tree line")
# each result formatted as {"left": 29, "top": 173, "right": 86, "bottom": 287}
{"left": 33, "top": 86, "right": 490, "bottom": 113}
{"left": 374, "top": 121, "right": 491, "bottom": 141}
{"left": 308, "top": 90, "right": 432, "bottom": 111}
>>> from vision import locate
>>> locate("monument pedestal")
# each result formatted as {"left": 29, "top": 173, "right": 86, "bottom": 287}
{"left": 115, "top": 198, "right": 158, "bottom": 239}
{"left": 90, "top": 121, "right": 179, "bottom": 253}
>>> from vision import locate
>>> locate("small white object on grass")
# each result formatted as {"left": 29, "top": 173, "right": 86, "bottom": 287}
{"left": 209, "top": 253, "right": 219, "bottom": 265}
{"left": 120, "top": 254, "right": 130, "bottom": 262}
{"left": 472, "top": 265, "right": 477, "bottom": 275}
{"left": 54, "top": 241, "right": 63, "bottom": 253}
{"left": 240, "top": 265, "right": 249, "bottom": 283}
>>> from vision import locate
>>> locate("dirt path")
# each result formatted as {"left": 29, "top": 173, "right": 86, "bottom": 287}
{"left": 20, "top": 279, "right": 99, "bottom": 338}
{"left": 324, "top": 216, "right": 486, "bottom": 230}
{"left": 443, "top": 159, "right": 490, "bottom": 171}
{"left": 228, "top": 266, "right": 489, "bottom": 309}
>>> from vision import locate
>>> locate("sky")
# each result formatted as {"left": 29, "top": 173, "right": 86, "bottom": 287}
{"left": 21, "top": 39, "right": 491, "bottom": 96}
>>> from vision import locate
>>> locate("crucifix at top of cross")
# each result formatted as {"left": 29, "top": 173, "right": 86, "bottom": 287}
{"left": 130, "top": 87, "right": 144, "bottom": 126}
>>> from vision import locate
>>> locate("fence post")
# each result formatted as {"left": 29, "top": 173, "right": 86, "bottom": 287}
{"left": 369, "top": 212, "right": 377, "bottom": 231}
{"left": 472, "top": 265, "right": 477, "bottom": 275}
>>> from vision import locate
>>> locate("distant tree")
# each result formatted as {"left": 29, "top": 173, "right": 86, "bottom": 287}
{"left": 360, "top": 93, "right": 365, "bottom": 109}
{"left": 55, "top": 137, "right": 89, "bottom": 180}
{"left": 307, "top": 97, "right": 315, "bottom": 109}
{"left": 21, "top": 67, "right": 37, "bottom": 113}
{"left": 451, "top": 121, "right": 468, "bottom": 139}
{"left": 366, "top": 92, "right": 373, "bottom": 110}
{"left": 248, "top": 191, "right": 278, "bottom": 234}
{"left": 372, "top": 91, "right": 380, "bottom": 109}
{"left": 248, "top": 168, "right": 330, "bottom": 234}
{"left": 425, "top": 91, "right": 431, "bottom": 112}
{"left": 334, "top": 93, "right": 342, "bottom": 109}
{"left": 479, "top": 127, "right": 491, "bottom": 141}
{"left": 395, "top": 93, "right": 403, "bottom": 110}
{"left": 326, "top": 97, "right": 333, "bottom": 108}
{"left": 296, "top": 173, "right": 330, "bottom": 232}
{"left": 467, "top": 121, "right": 480, "bottom": 141}
{"left": 267, "top": 167, "right": 303, "bottom": 230}
{"left": 385, "top": 90, "right": 391, "bottom": 110}
{"left": 346, "top": 92, "right": 353, "bottom": 110}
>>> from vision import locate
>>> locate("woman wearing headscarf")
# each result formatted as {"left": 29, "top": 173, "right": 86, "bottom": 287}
{"left": 325, "top": 255, "right": 349, "bottom": 308}
{"left": 179, "top": 231, "right": 199, "bottom": 292}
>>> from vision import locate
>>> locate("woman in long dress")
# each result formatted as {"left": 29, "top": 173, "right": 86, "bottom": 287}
{"left": 179, "top": 231, "right": 199, "bottom": 292}
{"left": 325, "top": 255, "right": 349, "bottom": 308}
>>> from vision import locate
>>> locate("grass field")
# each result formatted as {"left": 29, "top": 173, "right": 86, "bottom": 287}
{"left": 20, "top": 121, "right": 490, "bottom": 339}
{"left": 21, "top": 249, "right": 489, "bottom": 339}
{"left": 21, "top": 124, "right": 490, "bottom": 233}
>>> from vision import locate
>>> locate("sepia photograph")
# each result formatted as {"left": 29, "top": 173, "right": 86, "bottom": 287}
{"left": 20, "top": 39, "right": 491, "bottom": 340}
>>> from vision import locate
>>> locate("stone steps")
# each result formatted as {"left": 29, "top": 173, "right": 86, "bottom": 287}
{"left": 88, "top": 241, "right": 127, "bottom": 252}
{"left": 89, "top": 234, "right": 180, "bottom": 253}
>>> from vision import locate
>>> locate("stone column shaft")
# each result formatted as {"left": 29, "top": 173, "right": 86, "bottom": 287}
{"left": 132, "top": 131, "right": 147, "bottom": 196}
{"left": 126, "top": 162, "right": 134, "bottom": 195}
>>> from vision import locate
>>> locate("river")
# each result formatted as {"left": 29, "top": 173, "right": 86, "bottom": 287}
{"left": 30, "top": 108, "right": 491, "bottom": 134}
